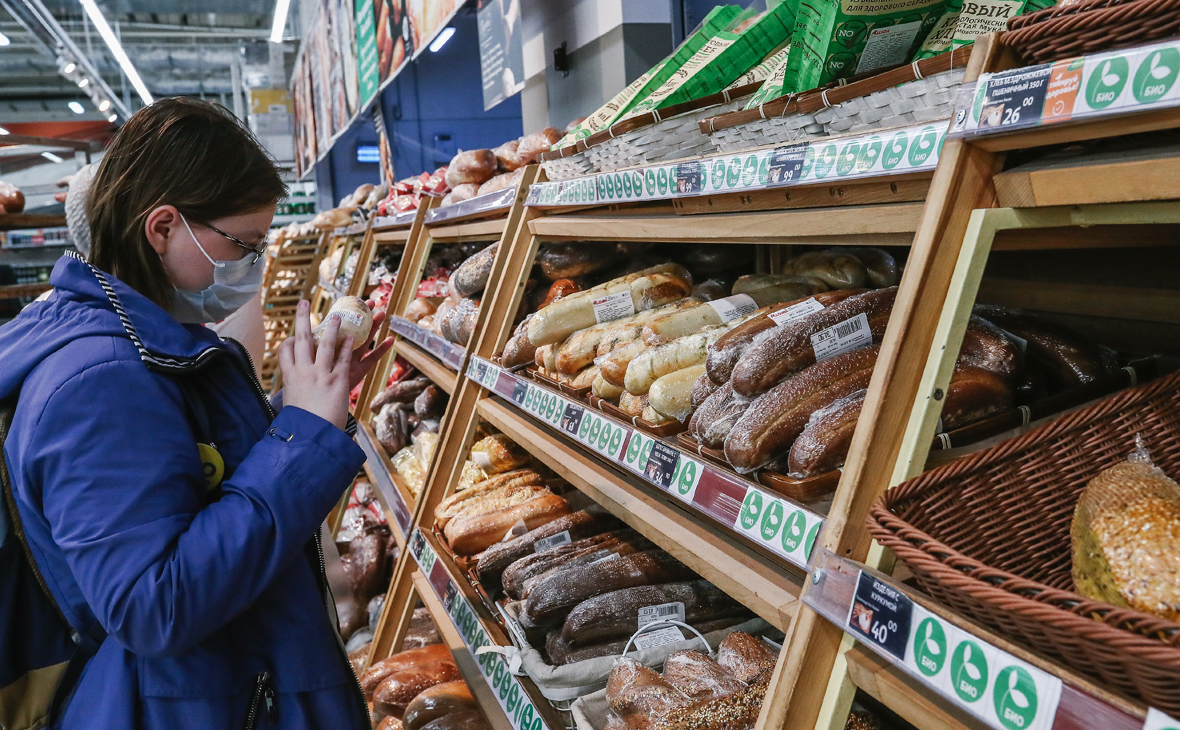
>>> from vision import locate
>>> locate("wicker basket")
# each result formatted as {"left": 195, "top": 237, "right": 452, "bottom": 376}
{"left": 1003, "top": 0, "right": 1180, "bottom": 65}
{"left": 702, "top": 51, "right": 969, "bottom": 154}
{"left": 867, "top": 368, "right": 1180, "bottom": 713}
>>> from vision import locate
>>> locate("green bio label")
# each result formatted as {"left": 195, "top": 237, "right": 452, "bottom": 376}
{"left": 1134, "top": 47, "right": 1180, "bottom": 104}
{"left": 993, "top": 666, "right": 1038, "bottom": 730}
{"left": 912, "top": 617, "right": 947, "bottom": 677}
{"left": 908, "top": 126, "right": 940, "bottom": 167}
{"left": 760, "top": 499, "right": 784, "bottom": 542}
{"left": 645, "top": 169, "right": 658, "bottom": 195}
{"left": 814, "top": 144, "right": 838, "bottom": 178}
{"left": 657, "top": 168, "right": 669, "bottom": 195}
{"left": 739, "top": 489, "right": 764, "bottom": 531}
{"left": 800, "top": 146, "right": 818, "bottom": 179}
{"left": 882, "top": 131, "right": 907, "bottom": 169}
{"left": 804, "top": 521, "right": 820, "bottom": 559}
{"left": 856, "top": 136, "right": 882, "bottom": 173}
{"left": 780, "top": 510, "right": 808, "bottom": 553}
{"left": 836, "top": 142, "right": 860, "bottom": 176}
{"left": 950, "top": 640, "right": 989, "bottom": 703}
{"left": 741, "top": 156, "right": 759, "bottom": 187}
{"left": 726, "top": 157, "right": 742, "bottom": 188}
{"left": 1085, "top": 56, "right": 1129, "bottom": 109}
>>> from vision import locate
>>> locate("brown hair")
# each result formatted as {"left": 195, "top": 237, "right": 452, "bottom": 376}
{"left": 88, "top": 98, "right": 286, "bottom": 308}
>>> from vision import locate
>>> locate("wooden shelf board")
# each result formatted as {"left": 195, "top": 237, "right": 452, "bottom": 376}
{"left": 410, "top": 570, "right": 515, "bottom": 730}
{"left": 671, "top": 173, "right": 931, "bottom": 217}
{"left": 995, "top": 142, "right": 1180, "bottom": 208}
{"left": 394, "top": 339, "right": 458, "bottom": 394}
{"left": 373, "top": 228, "right": 410, "bottom": 244}
{"left": 978, "top": 277, "right": 1180, "bottom": 325}
{"left": 478, "top": 396, "right": 802, "bottom": 631}
{"left": 845, "top": 646, "right": 990, "bottom": 730}
{"left": 528, "top": 202, "right": 924, "bottom": 243}
{"left": 426, "top": 217, "right": 507, "bottom": 242}
{"left": 0, "top": 213, "right": 66, "bottom": 231}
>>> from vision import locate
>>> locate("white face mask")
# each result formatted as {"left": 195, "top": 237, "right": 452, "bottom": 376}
{"left": 169, "top": 213, "right": 265, "bottom": 324}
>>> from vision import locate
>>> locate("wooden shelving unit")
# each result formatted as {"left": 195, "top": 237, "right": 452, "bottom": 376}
{"left": 336, "top": 33, "right": 1180, "bottom": 730}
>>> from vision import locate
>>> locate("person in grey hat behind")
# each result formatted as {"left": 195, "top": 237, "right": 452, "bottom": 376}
{"left": 63, "top": 162, "right": 97, "bottom": 257}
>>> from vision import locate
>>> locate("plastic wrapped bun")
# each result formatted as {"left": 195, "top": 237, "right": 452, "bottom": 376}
{"left": 715, "top": 632, "right": 779, "bottom": 683}
{"left": 661, "top": 650, "right": 745, "bottom": 701}
{"left": 606, "top": 657, "right": 689, "bottom": 729}
{"left": 1072, "top": 436, "right": 1180, "bottom": 621}
{"left": 781, "top": 251, "right": 868, "bottom": 290}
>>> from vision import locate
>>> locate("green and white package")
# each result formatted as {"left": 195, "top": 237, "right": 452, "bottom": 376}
{"left": 554, "top": 4, "right": 742, "bottom": 147}
{"left": 914, "top": 0, "right": 1055, "bottom": 60}
{"left": 726, "top": 41, "right": 793, "bottom": 90}
{"left": 782, "top": 0, "right": 947, "bottom": 92}
{"left": 626, "top": 2, "right": 798, "bottom": 117}
{"left": 745, "top": 44, "right": 794, "bottom": 108}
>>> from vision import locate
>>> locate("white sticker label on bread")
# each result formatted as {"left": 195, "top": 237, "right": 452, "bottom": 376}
{"left": 592, "top": 290, "right": 636, "bottom": 324}
{"left": 503, "top": 518, "right": 530, "bottom": 542}
{"left": 588, "top": 551, "right": 622, "bottom": 566}
{"left": 705, "top": 294, "right": 757, "bottom": 323}
{"left": 633, "top": 625, "right": 685, "bottom": 651}
{"left": 769, "top": 297, "right": 826, "bottom": 327}
{"left": 811, "top": 313, "right": 873, "bottom": 362}
{"left": 471, "top": 451, "right": 494, "bottom": 471}
{"left": 329, "top": 309, "right": 367, "bottom": 327}
{"left": 638, "top": 601, "right": 686, "bottom": 628}
{"left": 533, "top": 530, "right": 572, "bottom": 553}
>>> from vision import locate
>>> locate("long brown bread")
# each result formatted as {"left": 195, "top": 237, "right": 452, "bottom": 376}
{"left": 561, "top": 580, "right": 748, "bottom": 648}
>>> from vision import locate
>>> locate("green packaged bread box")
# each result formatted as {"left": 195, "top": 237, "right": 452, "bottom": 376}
{"left": 783, "top": 0, "right": 947, "bottom": 92}
{"left": 914, "top": 0, "right": 1056, "bottom": 60}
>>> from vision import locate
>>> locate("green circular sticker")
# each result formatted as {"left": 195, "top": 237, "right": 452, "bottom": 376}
{"left": 739, "top": 490, "right": 763, "bottom": 531}
{"left": 1086, "top": 56, "right": 1129, "bottom": 109}
{"left": 726, "top": 157, "right": 742, "bottom": 188}
{"left": 676, "top": 459, "right": 697, "bottom": 496}
{"left": 614, "top": 173, "right": 624, "bottom": 197}
{"left": 760, "top": 500, "right": 784, "bottom": 542}
{"left": 908, "top": 126, "right": 940, "bottom": 167}
{"left": 814, "top": 144, "right": 838, "bottom": 178}
{"left": 913, "top": 618, "right": 948, "bottom": 677}
{"left": 633, "top": 171, "right": 643, "bottom": 195}
{"left": 826, "top": 52, "right": 857, "bottom": 80}
{"left": 741, "top": 156, "right": 759, "bottom": 187}
{"left": 589, "top": 418, "right": 603, "bottom": 443}
{"left": 609, "top": 427, "right": 623, "bottom": 455}
{"left": 950, "top": 640, "right": 989, "bottom": 703}
{"left": 780, "top": 511, "right": 808, "bottom": 553}
{"left": 605, "top": 174, "right": 616, "bottom": 198}
{"left": 836, "top": 142, "right": 860, "bottom": 176}
{"left": 856, "top": 136, "right": 882, "bottom": 173}
{"left": 800, "top": 146, "right": 818, "bottom": 179}
{"left": 835, "top": 20, "right": 868, "bottom": 48}
{"left": 804, "top": 521, "right": 820, "bottom": 559}
{"left": 645, "top": 169, "right": 657, "bottom": 195}
{"left": 597, "top": 422, "right": 611, "bottom": 450}
{"left": 711, "top": 159, "right": 726, "bottom": 190}
{"left": 657, "top": 168, "right": 669, "bottom": 195}
{"left": 1133, "top": 47, "right": 1180, "bottom": 104}
{"left": 757, "top": 155, "right": 770, "bottom": 185}
{"left": 994, "top": 666, "right": 1038, "bottom": 730}
{"left": 622, "top": 172, "right": 633, "bottom": 197}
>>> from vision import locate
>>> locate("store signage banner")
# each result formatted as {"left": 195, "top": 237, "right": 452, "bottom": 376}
{"left": 355, "top": 0, "right": 381, "bottom": 107}
{"left": 478, "top": 0, "right": 525, "bottom": 110}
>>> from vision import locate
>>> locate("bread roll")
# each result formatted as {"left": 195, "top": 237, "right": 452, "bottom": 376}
{"left": 594, "top": 372, "right": 626, "bottom": 400}
{"left": 402, "top": 680, "right": 476, "bottom": 730}
{"left": 652, "top": 671, "right": 771, "bottom": 730}
{"left": 940, "top": 365, "right": 1013, "bottom": 431}
{"left": 377, "top": 716, "right": 404, "bottom": 730}
{"left": 405, "top": 297, "right": 443, "bottom": 323}
{"left": 973, "top": 305, "right": 1117, "bottom": 390}
{"left": 607, "top": 658, "right": 689, "bottom": 727}
{"left": 445, "top": 149, "right": 497, "bottom": 187}
{"left": 478, "top": 168, "right": 524, "bottom": 196}
{"left": 537, "top": 243, "right": 619, "bottom": 281}
{"left": 439, "top": 298, "right": 479, "bottom": 346}
{"left": 626, "top": 328, "right": 726, "bottom": 395}
{"left": 475, "top": 508, "right": 620, "bottom": 586}
{"left": 494, "top": 138, "right": 525, "bottom": 171}
{"left": 691, "top": 373, "right": 720, "bottom": 410}
{"left": 445, "top": 492, "right": 571, "bottom": 556}
{"left": 782, "top": 251, "right": 868, "bottom": 290}
{"left": 716, "top": 632, "right": 779, "bottom": 683}
{"left": 732, "top": 274, "right": 829, "bottom": 306}
{"left": 420, "top": 711, "right": 489, "bottom": 730}
{"left": 374, "top": 404, "right": 409, "bottom": 454}
{"left": 0, "top": 181, "right": 25, "bottom": 214}
{"left": 571, "top": 365, "right": 600, "bottom": 390}
{"left": 518, "top": 127, "right": 562, "bottom": 163}
{"left": 371, "top": 377, "right": 431, "bottom": 412}
{"left": 502, "top": 318, "right": 538, "bottom": 369}
{"left": 470, "top": 434, "right": 530, "bottom": 473}
{"left": 648, "top": 365, "right": 708, "bottom": 423}
{"left": 448, "top": 183, "right": 479, "bottom": 204}
{"left": 662, "top": 650, "right": 745, "bottom": 701}
{"left": 372, "top": 660, "right": 460, "bottom": 718}
{"left": 618, "top": 391, "right": 649, "bottom": 418}
{"left": 451, "top": 243, "right": 499, "bottom": 298}
{"left": 359, "top": 644, "right": 452, "bottom": 699}
{"left": 841, "top": 247, "right": 900, "bottom": 288}
{"left": 414, "top": 385, "right": 446, "bottom": 420}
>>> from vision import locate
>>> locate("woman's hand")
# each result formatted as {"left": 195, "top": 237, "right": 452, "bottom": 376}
{"left": 349, "top": 307, "right": 395, "bottom": 390}
{"left": 277, "top": 301, "right": 353, "bottom": 430}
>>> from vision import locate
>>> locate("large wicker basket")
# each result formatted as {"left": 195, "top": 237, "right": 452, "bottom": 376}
{"left": 1003, "top": 0, "right": 1180, "bottom": 65}
{"left": 868, "top": 368, "right": 1180, "bottom": 713}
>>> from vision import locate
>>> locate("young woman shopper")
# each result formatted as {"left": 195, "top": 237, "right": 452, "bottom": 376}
{"left": 0, "top": 99, "right": 390, "bottom": 729}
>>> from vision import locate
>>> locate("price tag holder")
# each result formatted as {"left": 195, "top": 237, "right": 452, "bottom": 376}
{"left": 668, "top": 453, "right": 704, "bottom": 504}
{"left": 575, "top": 410, "right": 628, "bottom": 461}
{"left": 473, "top": 360, "right": 489, "bottom": 385}
{"left": 846, "top": 570, "right": 914, "bottom": 661}
{"left": 409, "top": 529, "right": 426, "bottom": 562}
{"left": 644, "top": 442, "right": 680, "bottom": 489}
{"left": 1144, "top": 708, "right": 1180, "bottom": 730}
{"left": 483, "top": 363, "right": 501, "bottom": 388}
{"left": 767, "top": 143, "right": 808, "bottom": 186}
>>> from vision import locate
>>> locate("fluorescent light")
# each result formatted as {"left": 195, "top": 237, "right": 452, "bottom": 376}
{"left": 0, "top": 31, "right": 9, "bottom": 47}
{"left": 63, "top": 62, "right": 76, "bottom": 73}
{"left": 429, "top": 27, "right": 456, "bottom": 53}
{"left": 98, "top": 99, "right": 111, "bottom": 111}
{"left": 78, "top": 78, "right": 89, "bottom": 88}
{"left": 78, "top": 0, "right": 153, "bottom": 105}
{"left": 0, "top": 127, "right": 8, "bottom": 135}
{"left": 42, "top": 152, "right": 65, "bottom": 163}
{"left": 108, "top": 114, "right": 117, "bottom": 122}
{"left": 68, "top": 101, "right": 85, "bottom": 114}
{"left": 270, "top": 0, "right": 291, "bottom": 43}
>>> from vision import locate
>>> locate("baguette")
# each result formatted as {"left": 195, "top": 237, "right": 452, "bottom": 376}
{"left": 470, "top": 434, "right": 530, "bottom": 474}
{"left": 782, "top": 251, "right": 868, "bottom": 289}
{"left": 642, "top": 406, "right": 673, "bottom": 425}
{"left": 502, "top": 317, "right": 538, "bottom": 369}
{"left": 371, "top": 376, "right": 432, "bottom": 412}
{"left": 726, "top": 346, "right": 880, "bottom": 472}
{"left": 841, "top": 247, "right": 900, "bottom": 288}
{"left": 523, "top": 550, "right": 695, "bottom": 626}
{"left": 690, "top": 382, "right": 750, "bottom": 449}
{"left": 706, "top": 289, "right": 863, "bottom": 385}
{"left": 601, "top": 340, "right": 650, "bottom": 388}
{"left": 502, "top": 531, "right": 639, "bottom": 600}
{"left": 434, "top": 469, "right": 542, "bottom": 525}
{"left": 476, "top": 508, "right": 620, "bottom": 587}
{"left": 973, "top": 305, "right": 1116, "bottom": 390}
{"left": 959, "top": 315, "right": 1021, "bottom": 382}
{"left": 445, "top": 484, "right": 549, "bottom": 532}
{"left": 731, "top": 286, "right": 896, "bottom": 397}
{"left": 546, "top": 617, "right": 750, "bottom": 666}
{"left": 553, "top": 303, "right": 683, "bottom": 376}
{"left": 626, "top": 328, "right": 726, "bottom": 395}
{"left": 648, "top": 365, "right": 708, "bottom": 423}
{"left": 537, "top": 243, "right": 619, "bottom": 281}
{"left": 372, "top": 660, "right": 461, "bottom": 718}
{"left": 618, "top": 391, "right": 649, "bottom": 418}
{"left": 639, "top": 300, "right": 713, "bottom": 346}
{"left": 786, "top": 391, "right": 865, "bottom": 477}
{"left": 597, "top": 323, "right": 645, "bottom": 358}
{"left": 570, "top": 365, "right": 600, "bottom": 390}
{"left": 593, "top": 372, "right": 625, "bottom": 400}
{"left": 561, "top": 580, "right": 748, "bottom": 648}
{"left": 445, "top": 492, "right": 571, "bottom": 556}
{"left": 518, "top": 540, "right": 653, "bottom": 600}
{"left": 450, "top": 243, "right": 498, "bottom": 298}
{"left": 732, "top": 274, "right": 829, "bottom": 306}
{"left": 527, "top": 265, "right": 693, "bottom": 346}
{"left": 690, "top": 373, "right": 719, "bottom": 410}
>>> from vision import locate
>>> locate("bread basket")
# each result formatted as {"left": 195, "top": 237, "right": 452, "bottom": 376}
{"left": 867, "top": 367, "right": 1180, "bottom": 712}
{"left": 1003, "top": 0, "right": 1180, "bottom": 65}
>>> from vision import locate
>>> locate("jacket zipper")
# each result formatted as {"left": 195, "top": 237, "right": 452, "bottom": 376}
{"left": 225, "top": 338, "right": 372, "bottom": 730}
{"left": 244, "top": 672, "right": 269, "bottom": 730}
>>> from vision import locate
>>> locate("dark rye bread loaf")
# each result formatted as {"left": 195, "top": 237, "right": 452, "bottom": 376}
{"left": 561, "top": 580, "right": 748, "bottom": 648}
{"left": 475, "top": 508, "right": 620, "bottom": 588}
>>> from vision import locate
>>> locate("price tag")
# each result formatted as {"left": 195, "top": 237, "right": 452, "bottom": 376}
{"left": 674, "top": 161, "right": 704, "bottom": 195}
{"left": 768, "top": 297, "right": 826, "bottom": 327}
{"left": 623, "top": 430, "right": 656, "bottom": 476}
{"left": 633, "top": 625, "right": 686, "bottom": 651}
{"left": 533, "top": 530, "right": 572, "bottom": 553}
{"left": 846, "top": 570, "right": 914, "bottom": 661}
{"left": 638, "top": 601, "right": 685, "bottom": 628}
{"left": 511, "top": 379, "right": 529, "bottom": 405}
{"left": 560, "top": 403, "right": 585, "bottom": 437}
{"left": 1144, "top": 708, "right": 1180, "bottom": 730}
{"left": 643, "top": 442, "right": 680, "bottom": 489}
{"left": 474, "top": 360, "right": 489, "bottom": 385}
{"left": 978, "top": 65, "right": 1050, "bottom": 131}
{"left": 592, "top": 290, "right": 636, "bottom": 324}
{"left": 767, "top": 143, "right": 808, "bottom": 186}
{"left": 410, "top": 529, "right": 426, "bottom": 561}
{"left": 442, "top": 580, "right": 458, "bottom": 613}
{"left": 811, "top": 313, "right": 873, "bottom": 362}
{"left": 706, "top": 294, "right": 758, "bottom": 323}
{"left": 668, "top": 453, "right": 704, "bottom": 504}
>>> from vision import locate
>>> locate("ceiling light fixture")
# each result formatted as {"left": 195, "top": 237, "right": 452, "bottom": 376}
{"left": 78, "top": 0, "right": 153, "bottom": 104}
{"left": 0, "top": 127, "right": 9, "bottom": 135}
{"left": 270, "top": 0, "right": 291, "bottom": 43}
{"left": 77, "top": 78, "right": 89, "bottom": 88}
{"left": 429, "top": 27, "right": 456, "bottom": 53}
{"left": 63, "top": 62, "right": 76, "bottom": 73}
{"left": 98, "top": 99, "right": 111, "bottom": 111}
{"left": 42, "top": 152, "right": 65, "bottom": 163}
{"left": 0, "top": 31, "right": 10, "bottom": 47}
{"left": 108, "top": 114, "right": 118, "bottom": 122}
{"left": 68, "top": 101, "right": 85, "bottom": 114}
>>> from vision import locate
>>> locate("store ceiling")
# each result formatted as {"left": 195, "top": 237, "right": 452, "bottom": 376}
{"left": 0, "top": 0, "right": 292, "bottom": 121}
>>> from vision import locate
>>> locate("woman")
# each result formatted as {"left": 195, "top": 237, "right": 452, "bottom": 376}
{"left": 0, "top": 99, "right": 391, "bottom": 728}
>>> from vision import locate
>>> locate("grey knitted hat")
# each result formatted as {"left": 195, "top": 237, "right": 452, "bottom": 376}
{"left": 65, "top": 163, "right": 97, "bottom": 256}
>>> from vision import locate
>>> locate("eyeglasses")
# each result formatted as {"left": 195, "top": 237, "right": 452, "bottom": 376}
{"left": 198, "top": 220, "right": 266, "bottom": 265}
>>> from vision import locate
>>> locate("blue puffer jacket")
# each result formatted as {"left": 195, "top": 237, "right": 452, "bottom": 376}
{"left": 0, "top": 252, "right": 370, "bottom": 730}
